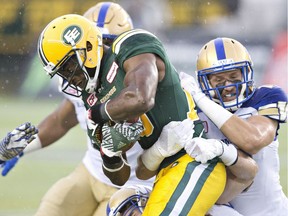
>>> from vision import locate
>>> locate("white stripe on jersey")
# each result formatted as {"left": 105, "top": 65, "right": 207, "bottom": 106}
{"left": 113, "top": 29, "right": 156, "bottom": 54}
{"left": 170, "top": 163, "right": 209, "bottom": 215}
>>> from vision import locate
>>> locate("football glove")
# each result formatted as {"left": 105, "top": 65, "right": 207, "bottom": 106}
{"left": 154, "top": 119, "right": 195, "bottom": 157}
{"left": 179, "top": 72, "right": 205, "bottom": 103}
{"left": 141, "top": 119, "right": 194, "bottom": 171}
{"left": 101, "top": 120, "right": 144, "bottom": 157}
{"left": 1, "top": 152, "right": 23, "bottom": 176}
{"left": 183, "top": 137, "right": 238, "bottom": 166}
{"left": 0, "top": 122, "right": 38, "bottom": 161}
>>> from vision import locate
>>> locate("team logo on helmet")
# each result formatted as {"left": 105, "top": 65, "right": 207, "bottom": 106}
{"left": 62, "top": 25, "right": 82, "bottom": 45}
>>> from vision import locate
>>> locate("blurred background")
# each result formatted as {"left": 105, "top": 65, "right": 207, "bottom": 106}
{"left": 0, "top": 0, "right": 287, "bottom": 215}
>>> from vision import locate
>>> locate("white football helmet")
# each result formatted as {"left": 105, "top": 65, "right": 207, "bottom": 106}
{"left": 38, "top": 14, "right": 103, "bottom": 97}
{"left": 107, "top": 185, "right": 151, "bottom": 216}
{"left": 196, "top": 37, "right": 255, "bottom": 111}
{"left": 83, "top": 2, "right": 133, "bottom": 45}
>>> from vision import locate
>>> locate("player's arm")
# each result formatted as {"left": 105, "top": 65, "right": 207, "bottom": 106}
{"left": 1, "top": 99, "right": 79, "bottom": 176}
{"left": 101, "top": 152, "right": 131, "bottom": 186}
{"left": 220, "top": 115, "right": 277, "bottom": 154}
{"left": 108, "top": 53, "right": 161, "bottom": 120}
{"left": 36, "top": 98, "right": 78, "bottom": 148}
{"left": 136, "top": 155, "right": 158, "bottom": 180}
{"left": 217, "top": 150, "right": 258, "bottom": 204}
{"left": 89, "top": 53, "right": 165, "bottom": 123}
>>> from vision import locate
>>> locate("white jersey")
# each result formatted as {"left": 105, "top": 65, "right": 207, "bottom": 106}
{"left": 64, "top": 94, "right": 154, "bottom": 188}
{"left": 198, "top": 85, "right": 288, "bottom": 216}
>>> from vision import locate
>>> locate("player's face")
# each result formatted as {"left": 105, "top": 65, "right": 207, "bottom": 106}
{"left": 121, "top": 208, "right": 142, "bottom": 216}
{"left": 57, "top": 54, "right": 87, "bottom": 90}
{"left": 208, "top": 69, "right": 242, "bottom": 102}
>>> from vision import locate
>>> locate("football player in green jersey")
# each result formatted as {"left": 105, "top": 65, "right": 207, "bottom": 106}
{"left": 37, "top": 14, "right": 256, "bottom": 215}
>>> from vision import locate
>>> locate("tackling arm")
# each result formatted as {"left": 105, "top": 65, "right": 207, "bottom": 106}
{"left": 220, "top": 115, "right": 278, "bottom": 155}
{"left": 217, "top": 150, "right": 258, "bottom": 204}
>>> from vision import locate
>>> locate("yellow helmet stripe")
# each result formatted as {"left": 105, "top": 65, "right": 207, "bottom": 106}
{"left": 112, "top": 29, "right": 156, "bottom": 54}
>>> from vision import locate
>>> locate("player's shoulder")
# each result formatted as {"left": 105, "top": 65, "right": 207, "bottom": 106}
{"left": 253, "top": 85, "right": 287, "bottom": 102}
{"left": 111, "top": 29, "right": 161, "bottom": 54}
{"left": 243, "top": 85, "right": 287, "bottom": 122}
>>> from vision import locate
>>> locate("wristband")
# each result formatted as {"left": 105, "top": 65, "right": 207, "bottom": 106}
{"left": 102, "top": 161, "right": 124, "bottom": 173}
{"left": 23, "top": 134, "right": 42, "bottom": 154}
{"left": 196, "top": 96, "right": 233, "bottom": 129}
{"left": 101, "top": 153, "right": 125, "bottom": 173}
{"left": 219, "top": 141, "right": 238, "bottom": 166}
{"left": 141, "top": 143, "right": 164, "bottom": 171}
{"left": 89, "top": 100, "right": 112, "bottom": 124}
{"left": 101, "top": 152, "right": 122, "bottom": 165}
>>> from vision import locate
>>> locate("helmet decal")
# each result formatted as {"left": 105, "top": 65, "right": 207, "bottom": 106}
{"left": 97, "top": 2, "right": 111, "bottom": 28}
{"left": 62, "top": 25, "right": 82, "bottom": 45}
{"left": 214, "top": 38, "right": 226, "bottom": 60}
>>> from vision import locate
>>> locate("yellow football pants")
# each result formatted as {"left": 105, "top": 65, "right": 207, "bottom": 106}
{"left": 143, "top": 154, "right": 226, "bottom": 216}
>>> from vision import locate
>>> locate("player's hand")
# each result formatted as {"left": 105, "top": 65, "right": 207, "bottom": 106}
{"left": 1, "top": 152, "right": 23, "bottom": 176}
{"left": 140, "top": 119, "right": 194, "bottom": 171}
{"left": 179, "top": 72, "right": 205, "bottom": 103}
{"left": 101, "top": 120, "right": 144, "bottom": 157}
{"left": 155, "top": 119, "right": 195, "bottom": 157}
{"left": 0, "top": 122, "right": 38, "bottom": 161}
{"left": 183, "top": 137, "right": 238, "bottom": 166}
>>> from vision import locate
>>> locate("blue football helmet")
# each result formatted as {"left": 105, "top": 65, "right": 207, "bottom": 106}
{"left": 107, "top": 185, "right": 151, "bottom": 216}
{"left": 196, "top": 37, "right": 255, "bottom": 111}
{"left": 83, "top": 2, "right": 133, "bottom": 44}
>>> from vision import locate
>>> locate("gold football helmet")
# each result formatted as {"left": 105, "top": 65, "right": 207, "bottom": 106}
{"left": 83, "top": 2, "right": 133, "bottom": 45}
{"left": 196, "top": 37, "right": 255, "bottom": 111}
{"left": 38, "top": 14, "right": 103, "bottom": 96}
{"left": 107, "top": 185, "right": 151, "bottom": 216}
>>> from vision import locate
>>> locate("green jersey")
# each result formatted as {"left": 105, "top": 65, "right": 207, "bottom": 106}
{"left": 83, "top": 29, "right": 203, "bottom": 165}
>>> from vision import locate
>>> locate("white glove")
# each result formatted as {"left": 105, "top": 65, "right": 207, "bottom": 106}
{"left": 101, "top": 120, "right": 144, "bottom": 157}
{"left": 0, "top": 123, "right": 38, "bottom": 161}
{"left": 141, "top": 119, "right": 195, "bottom": 171}
{"left": 179, "top": 72, "right": 205, "bottom": 103}
{"left": 156, "top": 118, "right": 195, "bottom": 157}
{"left": 183, "top": 137, "right": 238, "bottom": 166}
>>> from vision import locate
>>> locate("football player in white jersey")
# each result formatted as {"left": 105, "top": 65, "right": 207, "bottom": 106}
{"left": 1, "top": 3, "right": 154, "bottom": 216}
{"left": 180, "top": 37, "right": 288, "bottom": 216}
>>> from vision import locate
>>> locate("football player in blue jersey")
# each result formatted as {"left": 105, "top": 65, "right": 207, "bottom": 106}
{"left": 180, "top": 37, "right": 288, "bottom": 216}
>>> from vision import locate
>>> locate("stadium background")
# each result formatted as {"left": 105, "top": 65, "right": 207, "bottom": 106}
{"left": 0, "top": 0, "right": 287, "bottom": 215}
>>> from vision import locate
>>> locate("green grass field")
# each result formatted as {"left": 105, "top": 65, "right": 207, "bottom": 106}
{"left": 0, "top": 96, "right": 287, "bottom": 216}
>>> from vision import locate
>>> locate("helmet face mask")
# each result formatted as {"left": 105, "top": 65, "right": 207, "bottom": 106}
{"left": 107, "top": 185, "right": 151, "bottom": 216}
{"left": 196, "top": 38, "right": 255, "bottom": 111}
{"left": 38, "top": 14, "right": 103, "bottom": 96}
{"left": 56, "top": 51, "right": 89, "bottom": 97}
{"left": 111, "top": 194, "right": 147, "bottom": 216}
